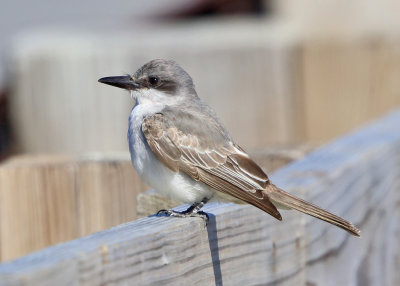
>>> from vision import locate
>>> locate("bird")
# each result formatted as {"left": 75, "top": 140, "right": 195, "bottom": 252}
{"left": 98, "top": 59, "right": 360, "bottom": 237}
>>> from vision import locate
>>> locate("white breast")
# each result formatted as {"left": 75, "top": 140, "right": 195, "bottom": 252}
{"left": 127, "top": 101, "right": 215, "bottom": 204}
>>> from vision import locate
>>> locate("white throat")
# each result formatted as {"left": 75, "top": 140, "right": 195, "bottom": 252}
{"left": 130, "top": 88, "right": 178, "bottom": 106}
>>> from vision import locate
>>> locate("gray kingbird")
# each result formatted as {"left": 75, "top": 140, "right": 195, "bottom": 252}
{"left": 98, "top": 59, "right": 360, "bottom": 236}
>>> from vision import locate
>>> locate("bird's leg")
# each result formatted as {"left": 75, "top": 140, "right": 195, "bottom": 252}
{"left": 157, "top": 197, "right": 210, "bottom": 224}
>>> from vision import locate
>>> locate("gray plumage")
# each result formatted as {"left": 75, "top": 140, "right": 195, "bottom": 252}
{"left": 98, "top": 59, "right": 361, "bottom": 237}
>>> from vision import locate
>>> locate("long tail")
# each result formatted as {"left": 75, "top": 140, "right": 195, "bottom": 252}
{"left": 265, "top": 184, "right": 361, "bottom": 237}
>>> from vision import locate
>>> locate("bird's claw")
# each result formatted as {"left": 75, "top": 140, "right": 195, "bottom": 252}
{"left": 195, "top": 211, "right": 209, "bottom": 226}
{"left": 156, "top": 209, "right": 209, "bottom": 226}
{"left": 156, "top": 209, "right": 171, "bottom": 216}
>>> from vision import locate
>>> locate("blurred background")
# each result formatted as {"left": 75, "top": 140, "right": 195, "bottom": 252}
{"left": 1, "top": 0, "right": 400, "bottom": 262}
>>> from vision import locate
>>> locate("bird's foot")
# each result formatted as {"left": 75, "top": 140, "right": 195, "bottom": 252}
{"left": 157, "top": 209, "right": 209, "bottom": 225}
{"left": 156, "top": 197, "right": 210, "bottom": 226}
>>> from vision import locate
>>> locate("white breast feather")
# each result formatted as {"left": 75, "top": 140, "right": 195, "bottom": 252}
{"left": 128, "top": 99, "right": 215, "bottom": 204}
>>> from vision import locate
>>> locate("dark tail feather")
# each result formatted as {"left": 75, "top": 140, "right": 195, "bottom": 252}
{"left": 266, "top": 184, "right": 361, "bottom": 237}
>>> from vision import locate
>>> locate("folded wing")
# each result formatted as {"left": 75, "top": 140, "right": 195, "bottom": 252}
{"left": 142, "top": 113, "right": 282, "bottom": 220}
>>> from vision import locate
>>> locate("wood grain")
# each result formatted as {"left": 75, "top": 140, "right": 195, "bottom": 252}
{"left": 1, "top": 109, "right": 399, "bottom": 285}
{"left": 300, "top": 39, "right": 400, "bottom": 142}
{"left": 0, "top": 154, "right": 146, "bottom": 262}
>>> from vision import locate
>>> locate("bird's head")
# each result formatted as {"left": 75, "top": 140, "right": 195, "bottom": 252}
{"left": 98, "top": 59, "right": 196, "bottom": 104}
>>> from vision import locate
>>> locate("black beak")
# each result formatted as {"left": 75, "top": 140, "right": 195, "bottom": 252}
{"left": 98, "top": 75, "right": 139, "bottom": 90}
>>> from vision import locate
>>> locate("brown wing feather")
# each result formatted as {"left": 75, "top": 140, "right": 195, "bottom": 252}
{"left": 142, "top": 113, "right": 282, "bottom": 220}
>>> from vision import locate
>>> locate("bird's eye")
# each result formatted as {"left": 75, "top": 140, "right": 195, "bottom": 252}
{"left": 149, "top": 76, "right": 159, "bottom": 86}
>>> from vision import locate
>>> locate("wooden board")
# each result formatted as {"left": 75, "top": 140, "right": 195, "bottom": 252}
{"left": 0, "top": 154, "right": 146, "bottom": 262}
{"left": 1, "top": 109, "right": 399, "bottom": 285}
{"left": 300, "top": 39, "right": 400, "bottom": 142}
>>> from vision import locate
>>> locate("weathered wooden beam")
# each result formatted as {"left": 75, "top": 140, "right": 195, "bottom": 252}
{"left": 1, "top": 110, "right": 400, "bottom": 285}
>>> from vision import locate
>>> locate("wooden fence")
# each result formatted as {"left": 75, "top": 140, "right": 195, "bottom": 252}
{"left": 0, "top": 109, "right": 399, "bottom": 285}
{"left": 0, "top": 147, "right": 310, "bottom": 262}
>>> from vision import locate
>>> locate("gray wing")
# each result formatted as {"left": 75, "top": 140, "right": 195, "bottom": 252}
{"left": 142, "top": 113, "right": 282, "bottom": 220}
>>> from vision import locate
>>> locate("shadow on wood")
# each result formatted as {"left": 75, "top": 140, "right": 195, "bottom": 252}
{"left": 207, "top": 214, "right": 222, "bottom": 286}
